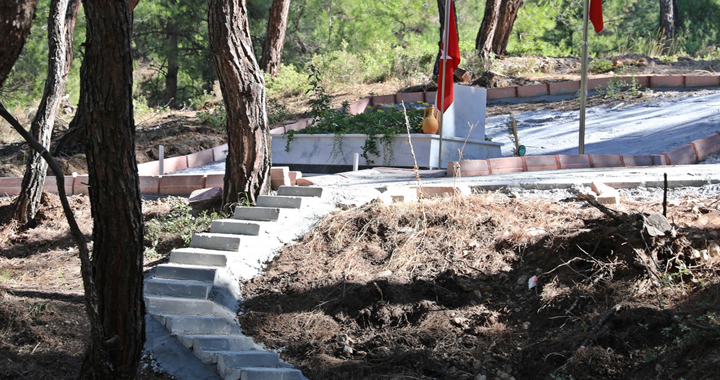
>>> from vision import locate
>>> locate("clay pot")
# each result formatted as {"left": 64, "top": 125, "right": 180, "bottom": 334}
{"left": 422, "top": 106, "right": 439, "bottom": 134}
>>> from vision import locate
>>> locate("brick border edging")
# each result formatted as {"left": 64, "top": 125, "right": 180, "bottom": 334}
{"left": 448, "top": 131, "right": 720, "bottom": 177}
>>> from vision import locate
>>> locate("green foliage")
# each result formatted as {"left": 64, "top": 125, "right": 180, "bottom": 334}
{"left": 265, "top": 64, "right": 310, "bottom": 97}
{"left": 144, "top": 198, "right": 228, "bottom": 259}
{"left": 197, "top": 104, "right": 227, "bottom": 131}
{"left": 133, "top": 0, "right": 216, "bottom": 108}
{"left": 595, "top": 75, "right": 642, "bottom": 100}
{"left": 286, "top": 68, "right": 423, "bottom": 163}
{"left": 589, "top": 59, "right": 613, "bottom": 74}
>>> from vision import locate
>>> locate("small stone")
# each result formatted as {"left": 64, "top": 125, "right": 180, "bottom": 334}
{"left": 376, "top": 270, "right": 393, "bottom": 278}
{"left": 342, "top": 345, "right": 354, "bottom": 355}
{"left": 472, "top": 360, "right": 483, "bottom": 370}
{"left": 522, "top": 322, "right": 531, "bottom": 330}
{"left": 655, "top": 363, "right": 663, "bottom": 372}
{"left": 474, "top": 375, "right": 486, "bottom": 380}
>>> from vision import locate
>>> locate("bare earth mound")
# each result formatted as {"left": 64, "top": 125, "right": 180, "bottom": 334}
{"left": 239, "top": 192, "right": 720, "bottom": 380}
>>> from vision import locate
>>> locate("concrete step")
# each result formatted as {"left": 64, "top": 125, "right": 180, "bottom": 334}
{"left": 234, "top": 207, "right": 281, "bottom": 222}
{"left": 145, "top": 296, "right": 223, "bottom": 316}
{"left": 220, "top": 366, "right": 304, "bottom": 380}
{"left": 277, "top": 186, "right": 323, "bottom": 198}
{"left": 211, "top": 219, "right": 261, "bottom": 235}
{"left": 170, "top": 248, "right": 228, "bottom": 267}
{"left": 153, "top": 264, "right": 217, "bottom": 282}
{"left": 174, "top": 333, "right": 248, "bottom": 349}
{"left": 190, "top": 233, "right": 242, "bottom": 252}
{"left": 162, "top": 315, "right": 241, "bottom": 335}
{"left": 192, "top": 336, "right": 262, "bottom": 364}
{"left": 145, "top": 278, "right": 212, "bottom": 299}
{"left": 256, "top": 195, "right": 303, "bottom": 209}
{"left": 218, "top": 352, "right": 287, "bottom": 379}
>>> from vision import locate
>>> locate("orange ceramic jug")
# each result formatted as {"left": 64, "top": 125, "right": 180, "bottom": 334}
{"left": 422, "top": 105, "right": 439, "bottom": 134}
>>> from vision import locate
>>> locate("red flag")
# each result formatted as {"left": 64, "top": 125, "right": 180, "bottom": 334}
{"left": 589, "top": 0, "right": 603, "bottom": 33}
{"left": 437, "top": 0, "right": 460, "bottom": 112}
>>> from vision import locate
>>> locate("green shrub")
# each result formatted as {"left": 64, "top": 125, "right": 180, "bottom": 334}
{"left": 589, "top": 58, "right": 613, "bottom": 74}
{"left": 265, "top": 63, "right": 310, "bottom": 97}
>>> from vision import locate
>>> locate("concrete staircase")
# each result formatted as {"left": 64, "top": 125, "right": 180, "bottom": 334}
{"left": 145, "top": 186, "right": 330, "bottom": 380}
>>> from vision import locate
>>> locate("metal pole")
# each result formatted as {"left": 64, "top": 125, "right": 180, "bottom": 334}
{"left": 578, "top": 0, "right": 590, "bottom": 154}
{"left": 438, "top": 0, "right": 451, "bottom": 169}
{"left": 158, "top": 144, "right": 165, "bottom": 175}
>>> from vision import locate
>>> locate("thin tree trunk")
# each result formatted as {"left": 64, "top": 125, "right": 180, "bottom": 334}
{"left": 165, "top": 18, "right": 179, "bottom": 108}
{"left": 491, "top": 0, "right": 524, "bottom": 56}
{"left": 475, "top": 0, "right": 501, "bottom": 58}
{"left": 208, "top": 0, "right": 271, "bottom": 206}
{"left": 260, "top": 0, "right": 291, "bottom": 77}
{"left": 0, "top": 0, "right": 39, "bottom": 87}
{"left": 659, "top": 0, "right": 677, "bottom": 41}
{"left": 73, "top": 0, "right": 145, "bottom": 378}
{"left": 433, "top": 0, "right": 458, "bottom": 79}
{"left": 14, "top": 0, "right": 80, "bottom": 225}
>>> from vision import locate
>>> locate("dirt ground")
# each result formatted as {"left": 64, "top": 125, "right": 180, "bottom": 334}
{"left": 238, "top": 192, "right": 720, "bottom": 380}
{"left": 1, "top": 55, "right": 719, "bottom": 379}
{"left": 0, "top": 193, "right": 180, "bottom": 379}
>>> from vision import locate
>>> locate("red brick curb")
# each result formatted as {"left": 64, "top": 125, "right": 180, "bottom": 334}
{"left": 450, "top": 131, "right": 720, "bottom": 178}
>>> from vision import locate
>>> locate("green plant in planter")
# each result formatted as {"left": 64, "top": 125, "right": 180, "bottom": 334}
{"left": 285, "top": 67, "right": 424, "bottom": 164}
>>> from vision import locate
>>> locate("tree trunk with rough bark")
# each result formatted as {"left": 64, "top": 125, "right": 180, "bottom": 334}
{"left": 491, "top": 0, "right": 524, "bottom": 56}
{"left": 475, "top": 0, "right": 501, "bottom": 58}
{"left": 73, "top": 0, "right": 145, "bottom": 378}
{"left": 475, "top": 0, "right": 523, "bottom": 58}
{"left": 165, "top": 17, "right": 180, "bottom": 108}
{"left": 0, "top": 0, "right": 38, "bottom": 87}
{"left": 14, "top": 0, "right": 80, "bottom": 225}
{"left": 208, "top": 0, "right": 271, "bottom": 206}
{"left": 659, "top": 0, "right": 677, "bottom": 41}
{"left": 260, "top": 0, "right": 291, "bottom": 77}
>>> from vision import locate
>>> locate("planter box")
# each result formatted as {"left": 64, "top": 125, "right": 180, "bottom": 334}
{"left": 272, "top": 133, "right": 502, "bottom": 169}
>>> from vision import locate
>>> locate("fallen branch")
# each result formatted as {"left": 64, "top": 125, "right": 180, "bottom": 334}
{"left": 582, "top": 197, "right": 625, "bottom": 223}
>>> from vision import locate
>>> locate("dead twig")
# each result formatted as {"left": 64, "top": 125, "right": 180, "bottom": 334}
{"left": 582, "top": 198, "right": 626, "bottom": 223}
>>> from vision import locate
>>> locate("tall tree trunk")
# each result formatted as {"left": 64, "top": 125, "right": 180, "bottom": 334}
{"left": 259, "top": 0, "right": 290, "bottom": 77}
{"left": 475, "top": 0, "right": 501, "bottom": 58}
{"left": 474, "top": 0, "right": 523, "bottom": 58}
{"left": 73, "top": 0, "right": 145, "bottom": 378}
{"left": 491, "top": 0, "right": 524, "bottom": 56}
{"left": 659, "top": 0, "right": 677, "bottom": 41}
{"left": 0, "top": 0, "right": 39, "bottom": 87}
{"left": 165, "top": 17, "right": 179, "bottom": 108}
{"left": 14, "top": 0, "right": 80, "bottom": 225}
{"left": 208, "top": 0, "right": 271, "bottom": 206}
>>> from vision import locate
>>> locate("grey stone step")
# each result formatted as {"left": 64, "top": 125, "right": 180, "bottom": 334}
{"left": 170, "top": 248, "right": 228, "bottom": 267}
{"left": 211, "top": 219, "right": 261, "bottom": 235}
{"left": 220, "top": 366, "right": 304, "bottom": 380}
{"left": 256, "top": 195, "right": 303, "bottom": 209}
{"left": 234, "top": 207, "right": 281, "bottom": 221}
{"left": 145, "top": 296, "right": 223, "bottom": 316}
{"left": 218, "top": 352, "right": 286, "bottom": 379}
{"left": 191, "top": 233, "right": 242, "bottom": 252}
{"left": 277, "top": 186, "right": 323, "bottom": 198}
{"left": 145, "top": 278, "right": 212, "bottom": 299}
{"left": 175, "top": 333, "right": 242, "bottom": 349}
{"left": 162, "top": 315, "right": 240, "bottom": 335}
{"left": 192, "top": 336, "right": 261, "bottom": 364}
{"left": 153, "top": 264, "right": 217, "bottom": 282}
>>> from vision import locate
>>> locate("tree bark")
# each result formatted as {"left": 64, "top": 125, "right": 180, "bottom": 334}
{"left": 208, "top": 0, "right": 271, "bottom": 206}
{"left": 474, "top": 0, "right": 524, "bottom": 58}
{"left": 73, "top": 0, "right": 145, "bottom": 378}
{"left": 259, "top": 0, "right": 291, "bottom": 77}
{"left": 165, "top": 14, "right": 179, "bottom": 108}
{"left": 491, "top": 0, "right": 524, "bottom": 56}
{"left": 14, "top": 0, "right": 80, "bottom": 225}
{"left": 659, "top": 0, "right": 677, "bottom": 41}
{"left": 0, "top": 0, "right": 39, "bottom": 88}
{"left": 475, "top": 0, "right": 501, "bottom": 58}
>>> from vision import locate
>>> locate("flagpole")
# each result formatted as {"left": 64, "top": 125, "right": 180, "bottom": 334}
{"left": 438, "top": 0, "right": 451, "bottom": 170}
{"left": 578, "top": 0, "right": 590, "bottom": 154}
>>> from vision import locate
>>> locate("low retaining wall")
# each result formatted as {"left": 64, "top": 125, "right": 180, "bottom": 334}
{"left": 449, "top": 131, "right": 720, "bottom": 177}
